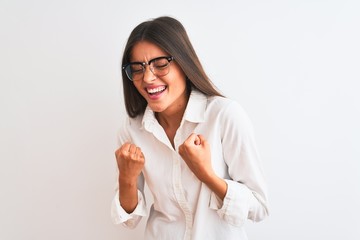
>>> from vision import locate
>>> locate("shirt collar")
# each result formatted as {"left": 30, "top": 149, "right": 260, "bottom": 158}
{"left": 183, "top": 89, "right": 207, "bottom": 123}
{"left": 141, "top": 89, "right": 207, "bottom": 131}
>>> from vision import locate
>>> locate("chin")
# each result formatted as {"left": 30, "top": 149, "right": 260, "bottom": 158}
{"left": 148, "top": 104, "right": 167, "bottom": 113}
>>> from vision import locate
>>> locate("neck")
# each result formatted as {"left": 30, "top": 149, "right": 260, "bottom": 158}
{"left": 156, "top": 89, "right": 190, "bottom": 129}
{"left": 156, "top": 102, "right": 186, "bottom": 130}
{"left": 156, "top": 105, "right": 186, "bottom": 149}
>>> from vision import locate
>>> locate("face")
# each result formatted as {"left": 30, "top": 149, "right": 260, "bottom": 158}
{"left": 129, "top": 41, "right": 188, "bottom": 115}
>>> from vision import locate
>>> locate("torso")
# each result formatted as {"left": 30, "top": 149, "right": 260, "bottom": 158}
{"left": 164, "top": 127, "right": 177, "bottom": 148}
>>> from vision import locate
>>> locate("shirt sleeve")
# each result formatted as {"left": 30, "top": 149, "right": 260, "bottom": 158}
{"left": 111, "top": 174, "right": 147, "bottom": 228}
{"left": 111, "top": 117, "right": 148, "bottom": 228}
{"left": 209, "top": 100, "right": 269, "bottom": 227}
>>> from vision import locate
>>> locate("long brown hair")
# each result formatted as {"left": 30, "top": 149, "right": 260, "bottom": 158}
{"left": 122, "top": 16, "right": 223, "bottom": 118}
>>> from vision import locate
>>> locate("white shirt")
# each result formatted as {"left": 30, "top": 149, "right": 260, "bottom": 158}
{"left": 111, "top": 90, "right": 269, "bottom": 240}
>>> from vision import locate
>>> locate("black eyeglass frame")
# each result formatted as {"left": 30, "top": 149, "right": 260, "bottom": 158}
{"left": 122, "top": 56, "right": 174, "bottom": 81}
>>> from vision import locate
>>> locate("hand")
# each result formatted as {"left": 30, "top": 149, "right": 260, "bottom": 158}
{"left": 115, "top": 142, "right": 145, "bottom": 184}
{"left": 178, "top": 133, "right": 214, "bottom": 183}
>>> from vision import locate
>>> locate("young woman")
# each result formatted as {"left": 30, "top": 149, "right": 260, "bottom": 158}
{"left": 111, "top": 16, "right": 269, "bottom": 240}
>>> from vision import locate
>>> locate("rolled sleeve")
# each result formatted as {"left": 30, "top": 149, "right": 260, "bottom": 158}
{"left": 209, "top": 180, "right": 258, "bottom": 227}
{"left": 111, "top": 189, "right": 147, "bottom": 229}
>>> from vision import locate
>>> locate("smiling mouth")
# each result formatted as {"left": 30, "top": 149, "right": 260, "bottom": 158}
{"left": 146, "top": 86, "right": 167, "bottom": 95}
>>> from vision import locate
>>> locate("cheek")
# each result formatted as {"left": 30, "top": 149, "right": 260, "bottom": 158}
{"left": 133, "top": 82, "right": 143, "bottom": 93}
{"left": 174, "top": 76, "right": 187, "bottom": 90}
{"left": 172, "top": 68, "right": 187, "bottom": 88}
{"left": 132, "top": 83, "right": 148, "bottom": 98}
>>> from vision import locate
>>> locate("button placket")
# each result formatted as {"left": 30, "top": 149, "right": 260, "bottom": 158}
{"left": 173, "top": 128, "right": 193, "bottom": 240}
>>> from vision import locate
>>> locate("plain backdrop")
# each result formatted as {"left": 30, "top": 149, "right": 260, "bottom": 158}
{"left": 1, "top": 0, "right": 359, "bottom": 239}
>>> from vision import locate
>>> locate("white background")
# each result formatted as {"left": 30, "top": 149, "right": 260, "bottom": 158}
{"left": 1, "top": 0, "right": 359, "bottom": 239}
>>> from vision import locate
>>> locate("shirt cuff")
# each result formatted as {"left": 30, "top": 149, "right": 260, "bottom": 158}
{"left": 111, "top": 189, "right": 147, "bottom": 228}
{"left": 209, "top": 179, "right": 253, "bottom": 227}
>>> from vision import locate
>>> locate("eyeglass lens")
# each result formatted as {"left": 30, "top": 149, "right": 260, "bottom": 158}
{"left": 124, "top": 57, "right": 173, "bottom": 81}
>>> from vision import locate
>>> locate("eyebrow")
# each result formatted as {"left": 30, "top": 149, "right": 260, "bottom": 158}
{"left": 128, "top": 56, "right": 170, "bottom": 65}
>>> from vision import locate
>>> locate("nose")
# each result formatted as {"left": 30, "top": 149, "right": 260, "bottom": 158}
{"left": 142, "top": 65, "right": 156, "bottom": 83}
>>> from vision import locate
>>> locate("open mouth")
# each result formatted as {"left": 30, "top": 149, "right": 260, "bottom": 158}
{"left": 146, "top": 86, "right": 167, "bottom": 96}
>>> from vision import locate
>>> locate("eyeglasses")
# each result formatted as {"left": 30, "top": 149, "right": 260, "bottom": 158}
{"left": 122, "top": 56, "right": 174, "bottom": 81}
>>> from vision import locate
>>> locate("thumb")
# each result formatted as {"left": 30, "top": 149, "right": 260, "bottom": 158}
{"left": 185, "top": 133, "right": 199, "bottom": 145}
{"left": 197, "top": 134, "right": 208, "bottom": 146}
{"left": 194, "top": 135, "right": 201, "bottom": 145}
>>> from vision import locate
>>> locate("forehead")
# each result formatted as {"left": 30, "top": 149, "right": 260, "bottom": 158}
{"left": 130, "top": 41, "right": 168, "bottom": 62}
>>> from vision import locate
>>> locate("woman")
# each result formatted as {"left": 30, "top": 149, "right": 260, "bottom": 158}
{"left": 111, "top": 16, "right": 269, "bottom": 240}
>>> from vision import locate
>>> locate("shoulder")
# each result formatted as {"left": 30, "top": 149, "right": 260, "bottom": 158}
{"left": 207, "top": 95, "right": 246, "bottom": 117}
{"left": 117, "top": 114, "right": 143, "bottom": 144}
{"left": 206, "top": 96, "right": 254, "bottom": 132}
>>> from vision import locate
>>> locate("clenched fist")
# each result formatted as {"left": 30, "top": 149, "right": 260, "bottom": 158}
{"left": 115, "top": 142, "right": 145, "bottom": 183}
{"left": 178, "top": 133, "right": 214, "bottom": 183}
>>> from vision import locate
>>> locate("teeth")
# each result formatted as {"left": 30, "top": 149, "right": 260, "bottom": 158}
{"left": 147, "top": 86, "right": 166, "bottom": 94}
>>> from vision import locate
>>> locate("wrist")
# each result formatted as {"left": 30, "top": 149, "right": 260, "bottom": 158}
{"left": 201, "top": 170, "right": 217, "bottom": 185}
{"left": 203, "top": 174, "right": 227, "bottom": 200}
{"left": 119, "top": 175, "right": 137, "bottom": 187}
